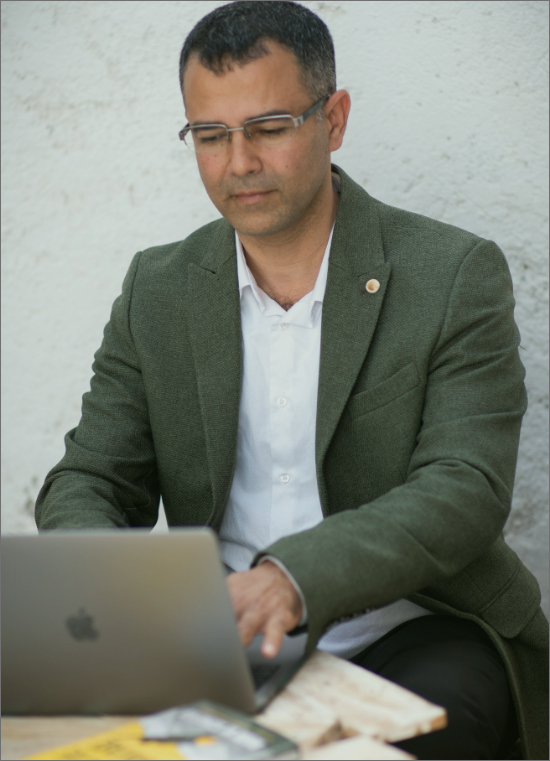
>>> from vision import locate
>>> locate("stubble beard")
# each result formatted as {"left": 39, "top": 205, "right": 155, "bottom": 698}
{"left": 219, "top": 169, "right": 328, "bottom": 243}
{"left": 202, "top": 138, "right": 330, "bottom": 242}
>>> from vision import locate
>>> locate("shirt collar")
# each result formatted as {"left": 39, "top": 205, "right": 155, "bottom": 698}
{"left": 235, "top": 226, "right": 334, "bottom": 327}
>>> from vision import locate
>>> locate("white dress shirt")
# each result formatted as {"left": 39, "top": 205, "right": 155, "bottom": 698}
{"left": 219, "top": 225, "right": 432, "bottom": 659}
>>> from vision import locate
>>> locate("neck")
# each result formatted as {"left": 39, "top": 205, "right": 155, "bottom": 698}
{"left": 237, "top": 168, "right": 339, "bottom": 310}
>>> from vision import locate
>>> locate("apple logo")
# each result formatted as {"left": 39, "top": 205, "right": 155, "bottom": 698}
{"left": 66, "top": 608, "right": 99, "bottom": 641}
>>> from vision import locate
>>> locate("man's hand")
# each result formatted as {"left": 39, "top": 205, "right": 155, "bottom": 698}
{"left": 226, "top": 560, "right": 303, "bottom": 659}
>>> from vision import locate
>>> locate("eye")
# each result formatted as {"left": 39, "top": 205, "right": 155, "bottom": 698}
{"left": 198, "top": 134, "right": 224, "bottom": 144}
{"left": 248, "top": 118, "right": 294, "bottom": 140}
{"left": 192, "top": 128, "right": 227, "bottom": 144}
{"left": 258, "top": 127, "right": 287, "bottom": 136}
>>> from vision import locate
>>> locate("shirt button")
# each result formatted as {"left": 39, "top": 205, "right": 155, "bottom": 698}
{"left": 277, "top": 397, "right": 287, "bottom": 407}
{"left": 280, "top": 323, "right": 289, "bottom": 330}
{"left": 280, "top": 474, "right": 290, "bottom": 484}
{"left": 365, "top": 278, "right": 381, "bottom": 293}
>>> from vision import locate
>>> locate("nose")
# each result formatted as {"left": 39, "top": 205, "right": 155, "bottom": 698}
{"left": 226, "top": 129, "right": 262, "bottom": 176}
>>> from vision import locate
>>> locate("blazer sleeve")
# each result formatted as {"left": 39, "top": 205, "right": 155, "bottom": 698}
{"left": 256, "top": 239, "right": 528, "bottom": 650}
{"left": 35, "top": 251, "right": 161, "bottom": 530}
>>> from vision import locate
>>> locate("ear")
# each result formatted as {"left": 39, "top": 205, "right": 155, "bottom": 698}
{"left": 325, "top": 90, "right": 351, "bottom": 153}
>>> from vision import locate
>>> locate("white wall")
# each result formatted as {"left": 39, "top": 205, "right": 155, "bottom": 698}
{"left": 2, "top": 0, "right": 548, "bottom": 613}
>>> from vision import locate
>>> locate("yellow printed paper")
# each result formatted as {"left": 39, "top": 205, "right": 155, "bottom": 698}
{"left": 25, "top": 721, "right": 186, "bottom": 760}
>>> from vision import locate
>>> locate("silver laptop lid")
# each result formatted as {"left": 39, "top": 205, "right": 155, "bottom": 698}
{"left": 2, "top": 529, "right": 258, "bottom": 714}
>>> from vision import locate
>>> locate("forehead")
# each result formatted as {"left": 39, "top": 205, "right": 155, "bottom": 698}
{"left": 183, "top": 42, "right": 310, "bottom": 124}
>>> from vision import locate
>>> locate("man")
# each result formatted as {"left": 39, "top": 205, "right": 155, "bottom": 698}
{"left": 35, "top": 2, "right": 547, "bottom": 759}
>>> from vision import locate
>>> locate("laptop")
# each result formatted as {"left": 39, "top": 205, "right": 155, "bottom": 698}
{"left": 2, "top": 529, "right": 308, "bottom": 715}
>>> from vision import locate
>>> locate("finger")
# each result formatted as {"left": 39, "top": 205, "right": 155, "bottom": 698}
{"left": 226, "top": 573, "right": 252, "bottom": 619}
{"left": 237, "top": 611, "right": 262, "bottom": 650}
{"left": 260, "top": 616, "right": 287, "bottom": 659}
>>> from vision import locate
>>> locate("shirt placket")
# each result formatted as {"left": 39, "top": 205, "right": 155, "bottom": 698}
{"left": 269, "top": 318, "right": 296, "bottom": 542}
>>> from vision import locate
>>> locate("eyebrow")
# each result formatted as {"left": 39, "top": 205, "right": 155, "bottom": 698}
{"left": 189, "top": 108, "right": 291, "bottom": 127}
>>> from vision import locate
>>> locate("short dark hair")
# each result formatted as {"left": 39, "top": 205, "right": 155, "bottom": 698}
{"left": 179, "top": 1, "right": 336, "bottom": 103}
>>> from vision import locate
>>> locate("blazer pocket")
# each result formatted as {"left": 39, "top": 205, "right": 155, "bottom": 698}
{"left": 479, "top": 561, "right": 542, "bottom": 638}
{"left": 348, "top": 362, "right": 420, "bottom": 419}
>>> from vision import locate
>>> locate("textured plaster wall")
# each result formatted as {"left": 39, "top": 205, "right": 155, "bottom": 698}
{"left": 2, "top": 1, "right": 548, "bottom": 614}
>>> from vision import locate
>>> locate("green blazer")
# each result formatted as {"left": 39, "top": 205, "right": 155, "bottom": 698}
{"left": 36, "top": 165, "right": 548, "bottom": 759}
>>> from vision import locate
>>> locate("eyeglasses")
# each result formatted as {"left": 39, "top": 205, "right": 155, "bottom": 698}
{"left": 179, "top": 95, "right": 329, "bottom": 155}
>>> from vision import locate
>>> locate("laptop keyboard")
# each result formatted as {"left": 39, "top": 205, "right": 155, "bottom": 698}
{"left": 250, "top": 663, "right": 281, "bottom": 689}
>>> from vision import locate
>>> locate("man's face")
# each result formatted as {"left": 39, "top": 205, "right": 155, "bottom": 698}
{"left": 183, "top": 42, "right": 332, "bottom": 238}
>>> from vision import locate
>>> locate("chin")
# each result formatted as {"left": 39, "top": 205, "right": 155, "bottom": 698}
{"left": 233, "top": 221, "right": 283, "bottom": 237}
{"left": 225, "top": 206, "right": 300, "bottom": 238}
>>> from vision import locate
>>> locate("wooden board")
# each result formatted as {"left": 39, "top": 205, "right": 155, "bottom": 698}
{"left": 257, "top": 649, "right": 446, "bottom": 745}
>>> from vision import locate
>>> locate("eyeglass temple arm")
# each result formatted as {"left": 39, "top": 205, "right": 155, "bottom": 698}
{"left": 293, "top": 95, "right": 330, "bottom": 126}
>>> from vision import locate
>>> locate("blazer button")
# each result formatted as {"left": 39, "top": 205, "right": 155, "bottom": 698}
{"left": 365, "top": 278, "right": 380, "bottom": 293}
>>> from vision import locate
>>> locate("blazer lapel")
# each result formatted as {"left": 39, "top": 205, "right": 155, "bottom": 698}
{"left": 316, "top": 167, "right": 391, "bottom": 513}
{"left": 186, "top": 221, "right": 242, "bottom": 526}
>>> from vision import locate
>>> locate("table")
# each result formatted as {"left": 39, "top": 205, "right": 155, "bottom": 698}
{"left": 2, "top": 650, "right": 446, "bottom": 760}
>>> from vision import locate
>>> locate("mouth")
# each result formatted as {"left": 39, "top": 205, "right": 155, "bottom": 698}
{"left": 232, "top": 190, "right": 274, "bottom": 205}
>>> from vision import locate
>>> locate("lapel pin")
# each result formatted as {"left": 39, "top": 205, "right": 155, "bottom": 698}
{"left": 365, "top": 279, "right": 380, "bottom": 293}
